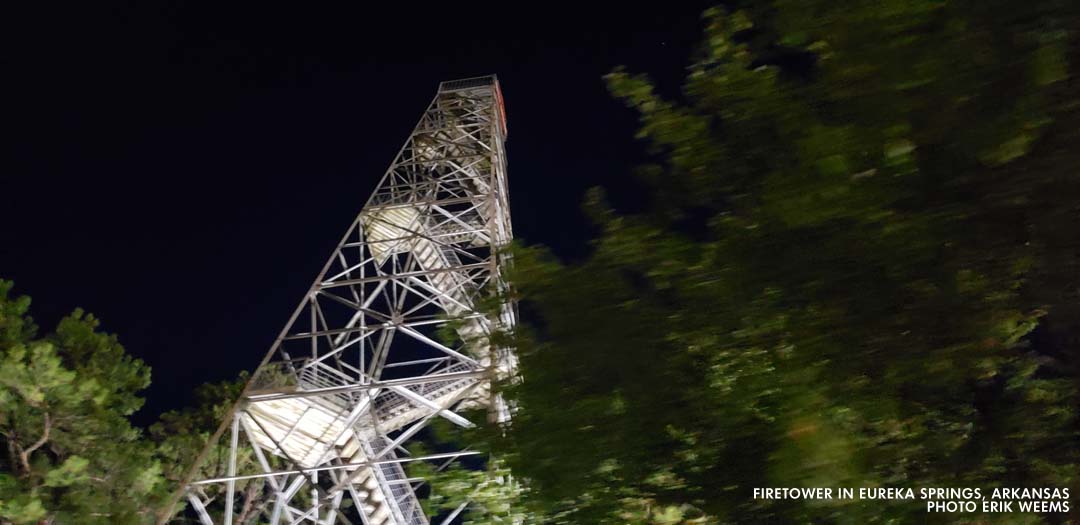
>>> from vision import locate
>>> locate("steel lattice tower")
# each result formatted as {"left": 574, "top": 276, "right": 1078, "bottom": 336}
{"left": 163, "top": 76, "right": 517, "bottom": 525}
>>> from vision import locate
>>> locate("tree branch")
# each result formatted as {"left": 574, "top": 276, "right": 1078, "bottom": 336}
{"left": 235, "top": 481, "right": 262, "bottom": 525}
{"left": 18, "top": 412, "right": 50, "bottom": 475}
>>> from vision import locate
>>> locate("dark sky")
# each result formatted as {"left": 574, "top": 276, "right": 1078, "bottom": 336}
{"left": 3, "top": 2, "right": 714, "bottom": 422}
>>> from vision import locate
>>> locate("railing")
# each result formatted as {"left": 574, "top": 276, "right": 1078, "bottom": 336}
{"left": 373, "top": 362, "right": 477, "bottom": 424}
{"left": 296, "top": 361, "right": 356, "bottom": 409}
{"left": 367, "top": 437, "right": 429, "bottom": 525}
{"left": 438, "top": 75, "right": 497, "bottom": 93}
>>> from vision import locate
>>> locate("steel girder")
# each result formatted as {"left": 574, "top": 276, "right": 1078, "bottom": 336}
{"left": 161, "top": 75, "right": 517, "bottom": 525}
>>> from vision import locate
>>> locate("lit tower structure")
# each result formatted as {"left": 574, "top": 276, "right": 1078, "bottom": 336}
{"left": 165, "top": 75, "right": 517, "bottom": 525}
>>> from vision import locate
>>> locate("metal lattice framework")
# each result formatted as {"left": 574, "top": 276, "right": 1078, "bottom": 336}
{"left": 164, "top": 75, "right": 517, "bottom": 525}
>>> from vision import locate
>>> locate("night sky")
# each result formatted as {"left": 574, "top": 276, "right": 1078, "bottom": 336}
{"left": 4, "top": 2, "right": 715, "bottom": 423}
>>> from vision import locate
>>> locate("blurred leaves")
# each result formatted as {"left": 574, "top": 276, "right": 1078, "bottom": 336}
{"left": 486, "top": 1, "right": 1080, "bottom": 523}
{"left": 411, "top": 458, "right": 533, "bottom": 525}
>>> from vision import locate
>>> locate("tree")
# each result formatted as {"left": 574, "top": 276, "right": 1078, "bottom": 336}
{"left": 0, "top": 280, "right": 166, "bottom": 524}
{"left": 488, "top": 2, "right": 1080, "bottom": 523}
{"left": 0, "top": 279, "right": 278, "bottom": 525}
{"left": 150, "top": 374, "right": 275, "bottom": 525}
{"left": 410, "top": 456, "right": 532, "bottom": 525}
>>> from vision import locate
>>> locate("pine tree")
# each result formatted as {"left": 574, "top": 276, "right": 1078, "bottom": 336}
{"left": 0, "top": 280, "right": 165, "bottom": 524}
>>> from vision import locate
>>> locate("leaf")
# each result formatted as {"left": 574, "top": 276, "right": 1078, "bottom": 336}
{"left": 43, "top": 456, "right": 90, "bottom": 487}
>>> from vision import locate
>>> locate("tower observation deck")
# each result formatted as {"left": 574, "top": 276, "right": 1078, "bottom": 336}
{"left": 162, "top": 75, "right": 518, "bottom": 525}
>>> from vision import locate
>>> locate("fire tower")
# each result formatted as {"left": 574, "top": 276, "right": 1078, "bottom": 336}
{"left": 164, "top": 75, "right": 517, "bottom": 525}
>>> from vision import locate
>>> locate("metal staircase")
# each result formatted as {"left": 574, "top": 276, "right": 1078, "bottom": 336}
{"left": 167, "top": 76, "right": 516, "bottom": 525}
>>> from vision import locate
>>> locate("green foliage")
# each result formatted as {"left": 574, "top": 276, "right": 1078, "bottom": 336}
{"left": 150, "top": 373, "right": 272, "bottom": 524}
{"left": 0, "top": 279, "right": 271, "bottom": 524}
{"left": 0, "top": 280, "right": 166, "bottom": 524}
{"left": 150, "top": 373, "right": 248, "bottom": 488}
{"left": 490, "top": 2, "right": 1080, "bottom": 523}
{"left": 411, "top": 458, "right": 533, "bottom": 525}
